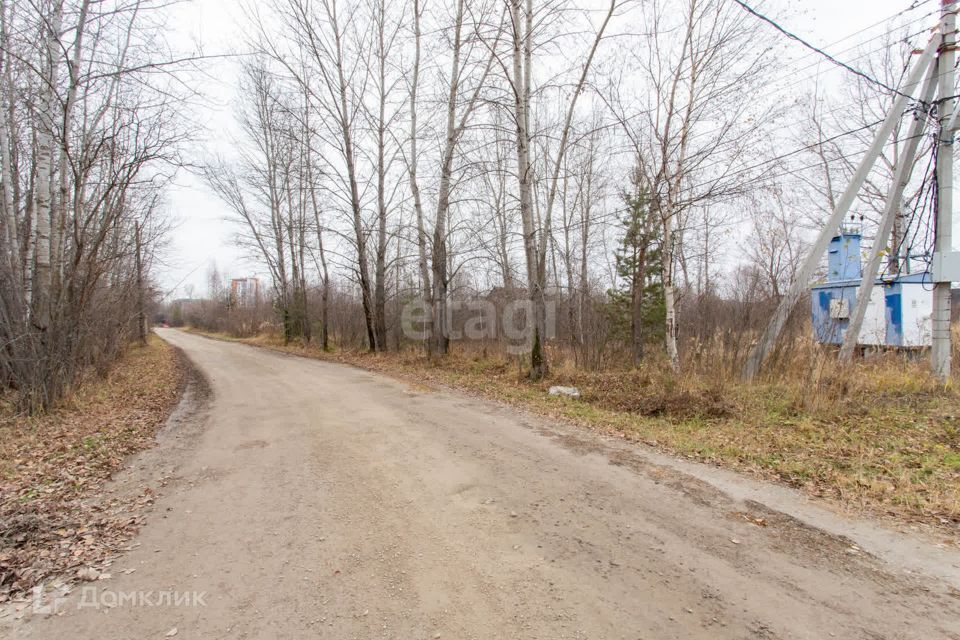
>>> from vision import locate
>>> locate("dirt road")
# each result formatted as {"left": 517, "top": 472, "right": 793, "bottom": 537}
{"left": 14, "top": 329, "right": 960, "bottom": 639}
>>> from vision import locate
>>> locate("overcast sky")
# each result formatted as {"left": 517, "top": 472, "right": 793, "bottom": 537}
{"left": 158, "top": 0, "right": 943, "bottom": 299}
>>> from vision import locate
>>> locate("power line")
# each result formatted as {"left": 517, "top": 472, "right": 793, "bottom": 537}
{"left": 550, "top": 123, "right": 932, "bottom": 235}
{"left": 771, "top": 3, "right": 937, "bottom": 81}
{"left": 608, "top": 73, "right": 929, "bottom": 182}
{"left": 760, "top": 23, "right": 935, "bottom": 103}
{"left": 604, "top": 4, "right": 940, "bottom": 167}
{"left": 691, "top": 133, "right": 939, "bottom": 209}
{"left": 810, "top": 0, "right": 934, "bottom": 52}
{"left": 906, "top": 142, "right": 940, "bottom": 278}
{"left": 564, "top": 106, "right": 939, "bottom": 234}
{"left": 674, "top": 71, "right": 934, "bottom": 164}
{"left": 557, "top": 4, "right": 946, "bottom": 236}
{"left": 658, "top": 13, "right": 941, "bottom": 154}
{"left": 731, "top": 0, "right": 930, "bottom": 102}
{"left": 685, "top": 118, "right": 890, "bottom": 188}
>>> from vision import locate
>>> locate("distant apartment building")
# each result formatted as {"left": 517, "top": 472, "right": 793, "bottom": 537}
{"left": 230, "top": 277, "right": 261, "bottom": 308}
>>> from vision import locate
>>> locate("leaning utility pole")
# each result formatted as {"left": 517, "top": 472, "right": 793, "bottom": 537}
{"left": 839, "top": 66, "right": 939, "bottom": 361}
{"left": 932, "top": 0, "right": 956, "bottom": 380}
{"left": 743, "top": 33, "right": 941, "bottom": 380}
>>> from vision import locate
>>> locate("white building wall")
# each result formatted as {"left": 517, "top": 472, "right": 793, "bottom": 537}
{"left": 901, "top": 283, "right": 933, "bottom": 347}
{"left": 857, "top": 285, "right": 887, "bottom": 346}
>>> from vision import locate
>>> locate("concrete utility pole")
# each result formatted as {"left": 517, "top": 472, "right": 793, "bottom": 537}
{"left": 743, "top": 33, "right": 941, "bottom": 380}
{"left": 932, "top": 0, "right": 956, "bottom": 380}
{"left": 839, "top": 66, "right": 939, "bottom": 361}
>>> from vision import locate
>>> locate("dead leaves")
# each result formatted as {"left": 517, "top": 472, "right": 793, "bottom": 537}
{"left": 0, "top": 338, "right": 184, "bottom": 601}
{"left": 733, "top": 512, "right": 769, "bottom": 528}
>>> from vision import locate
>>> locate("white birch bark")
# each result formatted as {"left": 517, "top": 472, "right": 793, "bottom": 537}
{"left": 407, "top": 0, "right": 432, "bottom": 326}
{"left": 31, "top": 0, "right": 65, "bottom": 329}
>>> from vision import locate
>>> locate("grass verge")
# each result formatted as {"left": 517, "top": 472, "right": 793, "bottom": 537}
{"left": 0, "top": 335, "right": 185, "bottom": 600}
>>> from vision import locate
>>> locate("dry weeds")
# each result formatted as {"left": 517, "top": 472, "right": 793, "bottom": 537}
{"left": 0, "top": 336, "right": 185, "bottom": 600}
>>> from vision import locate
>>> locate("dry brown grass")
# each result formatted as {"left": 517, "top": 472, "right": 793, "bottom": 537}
{"left": 0, "top": 336, "right": 185, "bottom": 599}
{"left": 190, "top": 327, "right": 960, "bottom": 541}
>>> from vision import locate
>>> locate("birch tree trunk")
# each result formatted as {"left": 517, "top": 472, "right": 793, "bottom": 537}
{"left": 371, "top": 0, "right": 391, "bottom": 351}
{"left": 407, "top": 0, "right": 432, "bottom": 354}
{"left": 31, "top": 0, "right": 64, "bottom": 332}
{"left": 53, "top": 0, "right": 90, "bottom": 297}
{"left": 0, "top": 0, "right": 17, "bottom": 273}
{"left": 661, "top": 207, "right": 680, "bottom": 370}
{"left": 509, "top": 0, "right": 545, "bottom": 377}
{"left": 510, "top": 0, "right": 616, "bottom": 379}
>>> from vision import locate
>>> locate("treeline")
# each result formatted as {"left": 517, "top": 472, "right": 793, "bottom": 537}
{"left": 174, "top": 0, "right": 901, "bottom": 381}
{"left": 201, "top": 0, "right": 839, "bottom": 376}
{"left": 0, "top": 0, "right": 189, "bottom": 412}
{"left": 176, "top": 257, "right": 804, "bottom": 377}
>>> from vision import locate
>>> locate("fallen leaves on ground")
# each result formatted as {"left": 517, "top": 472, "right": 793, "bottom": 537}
{"left": 0, "top": 336, "right": 185, "bottom": 601}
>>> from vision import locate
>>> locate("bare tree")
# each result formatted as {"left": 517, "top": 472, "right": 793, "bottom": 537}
{"left": 0, "top": 0, "right": 191, "bottom": 410}
{"left": 403, "top": 0, "right": 502, "bottom": 355}
{"left": 259, "top": 0, "right": 380, "bottom": 350}
{"left": 359, "top": 0, "right": 405, "bottom": 350}
{"left": 206, "top": 61, "right": 310, "bottom": 343}
{"left": 407, "top": 0, "right": 433, "bottom": 350}
{"left": 607, "top": 0, "right": 776, "bottom": 370}
{"left": 745, "top": 195, "right": 807, "bottom": 300}
{"left": 498, "top": 0, "right": 618, "bottom": 379}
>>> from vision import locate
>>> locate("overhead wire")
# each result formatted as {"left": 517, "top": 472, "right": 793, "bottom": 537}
{"left": 758, "top": 24, "right": 935, "bottom": 107}
{"left": 551, "top": 1, "right": 948, "bottom": 246}
{"left": 887, "top": 139, "right": 937, "bottom": 278}
{"left": 731, "top": 0, "right": 935, "bottom": 101}
{"left": 549, "top": 118, "right": 934, "bottom": 235}
{"left": 760, "top": 12, "right": 938, "bottom": 99}
{"left": 634, "top": 8, "right": 942, "bottom": 164}
{"left": 612, "top": 75, "right": 934, "bottom": 190}
{"left": 665, "top": 2, "right": 945, "bottom": 215}
{"left": 791, "top": 0, "right": 934, "bottom": 59}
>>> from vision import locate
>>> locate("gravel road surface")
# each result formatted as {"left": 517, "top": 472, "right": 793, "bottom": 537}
{"left": 14, "top": 328, "right": 960, "bottom": 639}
